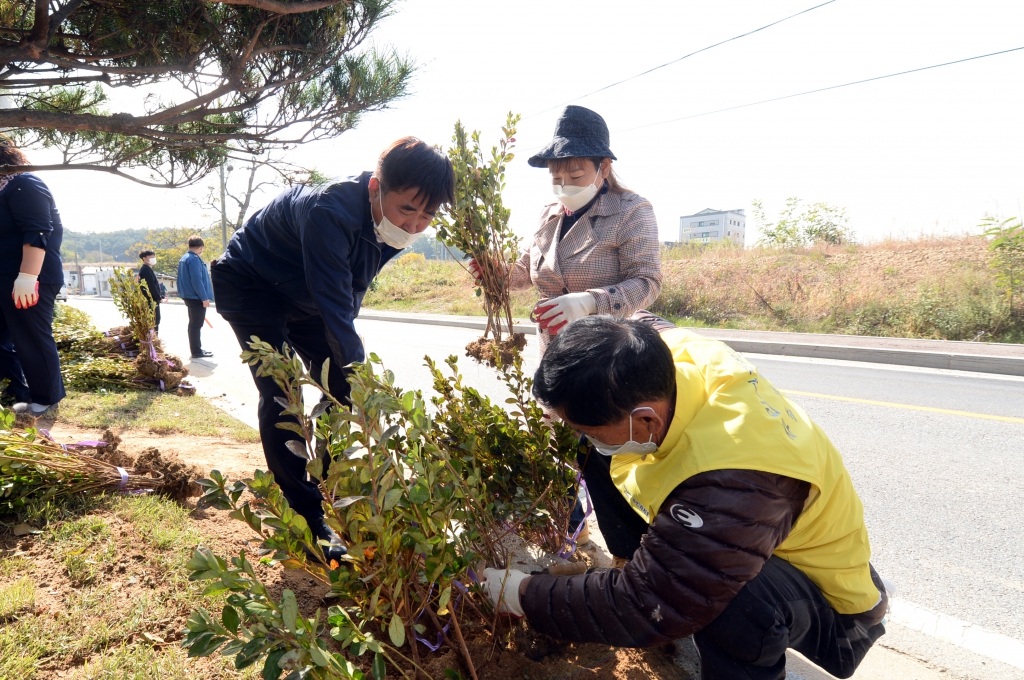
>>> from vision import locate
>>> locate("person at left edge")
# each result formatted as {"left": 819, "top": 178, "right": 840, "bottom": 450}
{"left": 212, "top": 137, "right": 454, "bottom": 562}
{"left": 0, "top": 136, "right": 66, "bottom": 417}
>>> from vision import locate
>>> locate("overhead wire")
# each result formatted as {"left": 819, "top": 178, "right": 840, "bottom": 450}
{"left": 613, "top": 45, "right": 1024, "bottom": 135}
{"left": 527, "top": 0, "right": 840, "bottom": 118}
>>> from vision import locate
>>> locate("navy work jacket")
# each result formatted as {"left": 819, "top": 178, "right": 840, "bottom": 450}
{"left": 0, "top": 173, "right": 64, "bottom": 283}
{"left": 216, "top": 172, "right": 400, "bottom": 368}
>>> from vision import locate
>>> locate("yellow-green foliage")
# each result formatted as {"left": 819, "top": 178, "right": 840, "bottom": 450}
{"left": 394, "top": 252, "right": 426, "bottom": 268}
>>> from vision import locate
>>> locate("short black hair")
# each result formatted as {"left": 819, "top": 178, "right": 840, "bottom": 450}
{"left": 532, "top": 317, "right": 676, "bottom": 427}
{"left": 375, "top": 137, "right": 454, "bottom": 211}
{"left": 188, "top": 235, "right": 204, "bottom": 248}
{"left": 139, "top": 250, "right": 155, "bottom": 259}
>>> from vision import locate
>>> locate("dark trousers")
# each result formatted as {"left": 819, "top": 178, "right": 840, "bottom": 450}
{"left": 577, "top": 446, "right": 884, "bottom": 680}
{"left": 0, "top": 322, "right": 30, "bottom": 402}
{"left": 153, "top": 304, "right": 161, "bottom": 334}
{"left": 183, "top": 298, "right": 206, "bottom": 355}
{"left": 211, "top": 262, "right": 352, "bottom": 525}
{"left": 0, "top": 282, "right": 66, "bottom": 405}
{"left": 577, "top": 447, "right": 651, "bottom": 558}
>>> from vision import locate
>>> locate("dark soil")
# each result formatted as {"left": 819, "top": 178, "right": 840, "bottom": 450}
{"left": 465, "top": 333, "right": 528, "bottom": 367}
{"left": 413, "top": 618, "right": 691, "bottom": 680}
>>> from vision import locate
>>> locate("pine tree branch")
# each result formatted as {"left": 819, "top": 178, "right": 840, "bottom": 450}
{"left": 209, "top": 0, "right": 351, "bottom": 13}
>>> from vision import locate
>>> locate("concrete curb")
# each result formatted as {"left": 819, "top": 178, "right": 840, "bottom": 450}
{"left": 356, "top": 310, "right": 1024, "bottom": 377}
{"left": 717, "top": 338, "right": 1024, "bottom": 377}
{"left": 357, "top": 310, "right": 536, "bottom": 336}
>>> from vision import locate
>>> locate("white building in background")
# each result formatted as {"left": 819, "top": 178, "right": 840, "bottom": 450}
{"left": 678, "top": 208, "right": 746, "bottom": 246}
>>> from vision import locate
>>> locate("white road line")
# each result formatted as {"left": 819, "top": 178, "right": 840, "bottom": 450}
{"left": 889, "top": 597, "right": 1024, "bottom": 670}
{"left": 743, "top": 352, "right": 1024, "bottom": 383}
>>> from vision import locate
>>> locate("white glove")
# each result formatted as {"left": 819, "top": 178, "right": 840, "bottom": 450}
{"left": 12, "top": 272, "right": 39, "bottom": 309}
{"left": 481, "top": 567, "right": 530, "bottom": 618}
{"left": 534, "top": 292, "right": 597, "bottom": 335}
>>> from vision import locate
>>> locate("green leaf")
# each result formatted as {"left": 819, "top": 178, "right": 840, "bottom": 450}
{"left": 388, "top": 613, "right": 405, "bottom": 647}
{"left": 309, "top": 641, "right": 330, "bottom": 667}
{"left": 262, "top": 649, "right": 286, "bottom": 680}
{"left": 382, "top": 488, "right": 402, "bottom": 512}
{"left": 281, "top": 590, "right": 298, "bottom": 635}
{"left": 320, "top": 358, "right": 331, "bottom": 392}
{"left": 222, "top": 604, "right": 240, "bottom": 635}
{"left": 408, "top": 482, "right": 429, "bottom": 505}
{"left": 438, "top": 585, "right": 452, "bottom": 612}
{"left": 372, "top": 652, "right": 386, "bottom": 680}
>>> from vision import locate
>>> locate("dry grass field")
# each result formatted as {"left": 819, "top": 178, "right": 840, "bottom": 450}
{"left": 363, "top": 237, "right": 1022, "bottom": 343}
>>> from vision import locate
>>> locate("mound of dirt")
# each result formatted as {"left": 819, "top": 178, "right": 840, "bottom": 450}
{"left": 134, "top": 447, "right": 203, "bottom": 502}
{"left": 466, "top": 333, "right": 528, "bottom": 367}
{"left": 412, "top": 620, "right": 690, "bottom": 680}
{"left": 92, "top": 428, "right": 135, "bottom": 468}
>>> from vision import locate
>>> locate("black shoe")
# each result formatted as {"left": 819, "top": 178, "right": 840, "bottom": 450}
{"left": 306, "top": 521, "right": 347, "bottom": 563}
{"left": 191, "top": 350, "right": 213, "bottom": 358}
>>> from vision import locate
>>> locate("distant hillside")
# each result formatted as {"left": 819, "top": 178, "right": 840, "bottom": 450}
{"left": 61, "top": 228, "right": 154, "bottom": 264}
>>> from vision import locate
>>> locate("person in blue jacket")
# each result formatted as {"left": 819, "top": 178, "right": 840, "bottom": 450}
{"left": 212, "top": 137, "right": 454, "bottom": 560}
{"left": 177, "top": 235, "right": 215, "bottom": 358}
{"left": 0, "top": 137, "right": 65, "bottom": 416}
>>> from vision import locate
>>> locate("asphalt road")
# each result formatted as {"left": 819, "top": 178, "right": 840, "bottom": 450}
{"left": 67, "top": 298, "right": 1024, "bottom": 677}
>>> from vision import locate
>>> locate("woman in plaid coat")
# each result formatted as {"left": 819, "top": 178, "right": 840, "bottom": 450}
{"left": 476, "top": 106, "right": 662, "bottom": 353}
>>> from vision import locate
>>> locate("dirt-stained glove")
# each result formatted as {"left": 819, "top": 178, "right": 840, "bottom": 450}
{"left": 467, "top": 258, "right": 485, "bottom": 285}
{"left": 534, "top": 292, "right": 597, "bottom": 335}
{"left": 481, "top": 567, "right": 530, "bottom": 618}
{"left": 12, "top": 272, "right": 39, "bottom": 309}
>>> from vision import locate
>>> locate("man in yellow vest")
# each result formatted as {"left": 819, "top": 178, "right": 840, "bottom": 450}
{"left": 481, "top": 314, "right": 893, "bottom": 680}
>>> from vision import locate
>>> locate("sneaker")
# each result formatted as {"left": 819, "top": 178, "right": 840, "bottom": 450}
{"left": 191, "top": 350, "right": 213, "bottom": 358}
{"left": 12, "top": 402, "right": 52, "bottom": 416}
{"left": 306, "top": 521, "right": 347, "bottom": 564}
{"left": 576, "top": 523, "right": 590, "bottom": 546}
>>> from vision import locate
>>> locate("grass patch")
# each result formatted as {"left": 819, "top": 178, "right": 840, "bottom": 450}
{"left": 109, "top": 494, "right": 198, "bottom": 551}
{"left": 0, "top": 555, "right": 30, "bottom": 579}
{"left": 0, "top": 576, "right": 34, "bottom": 619}
{"left": 0, "top": 493, "right": 258, "bottom": 679}
{"left": 56, "top": 389, "right": 259, "bottom": 442}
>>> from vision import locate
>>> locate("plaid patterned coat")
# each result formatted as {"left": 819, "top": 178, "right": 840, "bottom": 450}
{"left": 510, "top": 190, "right": 662, "bottom": 350}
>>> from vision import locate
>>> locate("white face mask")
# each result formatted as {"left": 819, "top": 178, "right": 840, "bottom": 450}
{"left": 372, "top": 189, "right": 421, "bottom": 249}
{"left": 552, "top": 164, "right": 604, "bottom": 212}
{"left": 588, "top": 407, "right": 660, "bottom": 457}
{"left": 146, "top": 257, "right": 156, "bottom": 266}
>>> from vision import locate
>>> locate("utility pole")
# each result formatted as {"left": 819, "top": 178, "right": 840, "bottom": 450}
{"left": 220, "top": 162, "right": 227, "bottom": 250}
{"left": 73, "top": 233, "right": 81, "bottom": 294}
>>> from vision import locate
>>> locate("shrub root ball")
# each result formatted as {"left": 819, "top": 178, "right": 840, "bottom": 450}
{"left": 465, "top": 333, "right": 527, "bottom": 367}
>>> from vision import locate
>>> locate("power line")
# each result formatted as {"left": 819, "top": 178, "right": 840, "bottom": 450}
{"left": 528, "top": 0, "right": 839, "bottom": 118}
{"left": 614, "top": 45, "right": 1024, "bottom": 135}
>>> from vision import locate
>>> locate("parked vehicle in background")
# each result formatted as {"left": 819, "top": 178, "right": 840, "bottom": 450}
{"left": 56, "top": 285, "right": 68, "bottom": 302}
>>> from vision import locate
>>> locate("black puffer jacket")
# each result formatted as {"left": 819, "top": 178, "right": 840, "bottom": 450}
{"left": 522, "top": 469, "right": 810, "bottom": 647}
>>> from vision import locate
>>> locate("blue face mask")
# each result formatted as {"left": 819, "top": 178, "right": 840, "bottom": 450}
{"left": 588, "top": 407, "right": 660, "bottom": 457}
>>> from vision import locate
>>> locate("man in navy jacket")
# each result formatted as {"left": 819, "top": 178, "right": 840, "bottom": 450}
{"left": 212, "top": 138, "right": 454, "bottom": 560}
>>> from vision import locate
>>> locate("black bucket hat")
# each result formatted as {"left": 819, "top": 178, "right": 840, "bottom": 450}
{"left": 527, "top": 105, "right": 617, "bottom": 168}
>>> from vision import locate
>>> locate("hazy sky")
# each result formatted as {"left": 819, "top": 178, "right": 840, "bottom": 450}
{"left": 30, "top": 0, "right": 1024, "bottom": 244}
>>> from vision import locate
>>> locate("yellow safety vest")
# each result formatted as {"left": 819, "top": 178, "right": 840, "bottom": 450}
{"left": 609, "top": 328, "right": 880, "bottom": 614}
